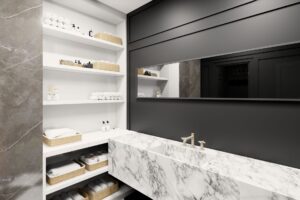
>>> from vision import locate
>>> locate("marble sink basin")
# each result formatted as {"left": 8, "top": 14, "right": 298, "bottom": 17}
{"left": 149, "top": 143, "right": 215, "bottom": 168}
{"left": 109, "top": 130, "right": 300, "bottom": 200}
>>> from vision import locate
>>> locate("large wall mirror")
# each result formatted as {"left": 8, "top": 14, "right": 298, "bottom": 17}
{"left": 137, "top": 43, "right": 300, "bottom": 100}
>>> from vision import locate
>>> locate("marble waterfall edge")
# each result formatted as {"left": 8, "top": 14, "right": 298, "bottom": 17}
{"left": 108, "top": 131, "right": 300, "bottom": 200}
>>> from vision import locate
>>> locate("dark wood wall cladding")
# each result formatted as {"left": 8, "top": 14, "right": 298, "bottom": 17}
{"left": 127, "top": 0, "right": 300, "bottom": 168}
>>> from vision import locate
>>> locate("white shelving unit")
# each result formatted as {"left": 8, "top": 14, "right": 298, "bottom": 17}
{"left": 43, "top": 0, "right": 130, "bottom": 199}
{"left": 138, "top": 75, "right": 168, "bottom": 81}
{"left": 44, "top": 64, "right": 124, "bottom": 77}
{"left": 43, "top": 25, "right": 124, "bottom": 51}
{"left": 43, "top": 100, "right": 124, "bottom": 106}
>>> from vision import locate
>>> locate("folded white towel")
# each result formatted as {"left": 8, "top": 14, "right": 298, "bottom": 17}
{"left": 80, "top": 152, "right": 108, "bottom": 165}
{"left": 44, "top": 128, "right": 77, "bottom": 139}
{"left": 60, "top": 193, "right": 73, "bottom": 200}
{"left": 68, "top": 191, "right": 85, "bottom": 200}
{"left": 47, "top": 162, "right": 81, "bottom": 177}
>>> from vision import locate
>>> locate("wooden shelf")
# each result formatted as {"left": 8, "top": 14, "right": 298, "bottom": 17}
{"left": 45, "top": 166, "right": 108, "bottom": 195}
{"left": 43, "top": 129, "right": 128, "bottom": 158}
{"left": 138, "top": 75, "right": 168, "bottom": 81}
{"left": 43, "top": 25, "right": 123, "bottom": 51}
{"left": 44, "top": 64, "right": 123, "bottom": 77}
{"left": 43, "top": 100, "right": 124, "bottom": 106}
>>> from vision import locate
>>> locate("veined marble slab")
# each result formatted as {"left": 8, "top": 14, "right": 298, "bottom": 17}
{"left": 108, "top": 130, "right": 300, "bottom": 200}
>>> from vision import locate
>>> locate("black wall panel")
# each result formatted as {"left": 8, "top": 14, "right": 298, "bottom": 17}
{"left": 128, "top": 0, "right": 300, "bottom": 168}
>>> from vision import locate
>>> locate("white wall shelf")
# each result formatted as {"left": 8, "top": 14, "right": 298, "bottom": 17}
{"left": 43, "top": 100, "right": 124, "bottom": 106}
{"left": 45, "top": 166, "right": 108, "bottom": 195}
{"left": 44, "top": 64, "right": 124, "bottom": 77}
{"left": 43, "top": 130, "right": 128, "bottom": 158}
{"left": 138, "top": 75, "right": 168, "bottom": 81}
{"left": 43, "top": 25, "right": 124, "bottom": 51}
{"left": 43, "top": 1, "right": 127, "bottom": 198}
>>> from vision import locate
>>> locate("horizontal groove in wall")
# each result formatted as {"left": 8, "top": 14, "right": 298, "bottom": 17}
{"left": 129, "top": 0, "right": 256, "bottom": 43}
{"left": 129, "top": 1, "right": 300, "bottom": 51}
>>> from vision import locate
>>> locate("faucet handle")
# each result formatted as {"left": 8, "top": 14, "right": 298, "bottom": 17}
{"left": 198, "top": 140, "right": 206, "bottom": 150}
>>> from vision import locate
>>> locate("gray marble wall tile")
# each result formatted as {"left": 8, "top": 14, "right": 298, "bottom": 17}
{"left": 0, "top": 0, "right": 42, "bottom": 199}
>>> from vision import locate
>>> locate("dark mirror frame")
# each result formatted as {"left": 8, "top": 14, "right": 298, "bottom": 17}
{"left": 136, "top": 42, "right": 300, "bottom": 102}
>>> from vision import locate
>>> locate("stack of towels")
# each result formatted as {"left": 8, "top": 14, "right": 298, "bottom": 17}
{"left": 52, "top": 190, "right": 85, "bottom": 200}
{"left": 80, "top": 151, "right": 108, "bottom": 165}
{"left": 85, "top": 176, "right": 116, "bottom": 194}
{"left": 47, "top": 161, "right": 82, "bottom": 178}
{"left": 44, "top": 128, "right": 78, "bottom": 139}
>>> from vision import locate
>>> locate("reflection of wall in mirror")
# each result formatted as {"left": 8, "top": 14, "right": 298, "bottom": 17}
{"left": 179, "top": 60, "right": 201, "bottom": 98}
{"left": 160, "top": 63, "right": 180, "bottom": 98}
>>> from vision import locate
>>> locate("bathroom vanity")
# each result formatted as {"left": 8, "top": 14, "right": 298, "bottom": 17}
{"left": 108, "top": 130, "right": 300, "bottom": 200}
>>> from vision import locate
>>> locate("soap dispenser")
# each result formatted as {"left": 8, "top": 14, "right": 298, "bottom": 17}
{"left": 101, "top": 121, "right": 106, "bottom": 132}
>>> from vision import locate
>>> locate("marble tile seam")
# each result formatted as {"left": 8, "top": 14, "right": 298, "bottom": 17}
{"left": 0, "top": 120, "right": 42, "bottom": 153}
{"left": 0, "top": 4, "right": 42, "bottom": 20}
{"left": 2, "top": 53, "right": 42, "bottom": 71}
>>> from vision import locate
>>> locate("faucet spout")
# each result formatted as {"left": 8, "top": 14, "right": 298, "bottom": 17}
{"left": 181, "top": 132, "right": 195, "bottom": 147}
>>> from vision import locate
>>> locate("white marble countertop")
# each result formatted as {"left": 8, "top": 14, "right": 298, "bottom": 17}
{"left": 109, "top": 130, "right": 300, "bottom": 200}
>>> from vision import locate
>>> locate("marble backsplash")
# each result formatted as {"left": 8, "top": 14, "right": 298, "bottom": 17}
{"left": 0, "top": 0, "right": 42, "bottom": 199}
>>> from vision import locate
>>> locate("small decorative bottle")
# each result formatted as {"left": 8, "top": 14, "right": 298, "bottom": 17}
{"left": 101, "top": 121, "right": 106, "bottom": 132}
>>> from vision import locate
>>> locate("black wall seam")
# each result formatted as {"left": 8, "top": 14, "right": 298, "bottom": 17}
{"left": 128, "top": 3, "right": 300, "bottom": 52}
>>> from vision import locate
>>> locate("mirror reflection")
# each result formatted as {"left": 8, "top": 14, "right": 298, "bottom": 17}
{"left": 137, "top": 43, "right": 300, "bottom": 100}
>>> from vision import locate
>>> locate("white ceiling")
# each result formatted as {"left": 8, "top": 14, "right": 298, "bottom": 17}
{"left": 97, "top": 0, "right": 152, "bottom": 14}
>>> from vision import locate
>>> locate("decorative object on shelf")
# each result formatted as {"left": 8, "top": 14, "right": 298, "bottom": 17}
{"left": 60, "top": 59, "right": 83, "bottom": 67}
{"left": 93, "top": 61, "right": 120, "bottom": 72}
{"left": 101, "top": 121, "right": 111, "bottom": 132}
{"left": 43, "top": 12, "right": 72, "bottom": 30}
{"left": 43, "top": 128, "right": 81, "bottom": 146}
{"left": 101, "top": 121, "right": 107, "bottom": 132}
{"left": 94, "top": 32, "right": 123, "bottom": 45}
{"left": 106, "top": 121, "right": 111, "bottom": 131}
{"left": 144, "top": 70, "right": 151, "bottom": 76}
{"left": 155, "top": 89, "right": 162, "bottom": 97}
{"left": 47, "top": 161, "right": 85, "bottom": 185}
{"left": 89, "top": 29, "right": 94, "bottom": 37}
{"left": 137, "top": 68, "right": 144, "bottom": 75}
{"left": 47, "top": 85, "right": 60, "bottom": 101}
{"left": 83, "top": 61, "right": 93, "bottom": 68}
{"left": 89, "top": 92, "right": 122, "bottom": 101}
{"left": 143, "top": 69, "right": 160, "bottom": 77}
{"left": 80, "top": 150, "right": 108, "bottom": 171}
{"left": 83, "top": 176, "right": 119, "bottom": 200}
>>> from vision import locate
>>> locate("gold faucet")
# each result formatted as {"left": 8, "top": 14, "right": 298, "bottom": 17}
{"left": 181, "top": 132, "right": 195, "bottom": 147}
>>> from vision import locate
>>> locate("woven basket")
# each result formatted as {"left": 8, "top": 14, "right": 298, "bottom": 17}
{"left": 94, "top": 33, "right": 122, "bottom": 45}
{"left": 85, "top": 182, "right": 119, "bottom": 200}
{"left": 47, "top": 162, "right": 85, "bottom": 185}
{"left": 60, "top": 59, "right": 83, "bottom": 67}
{"left": 93, "top": 62, "right": 120, "bottom": 72}
{"left": 84, "top": 160, "right": 108, "bottom": 171}
{"left": 43, "top": 134, "right": 82, "bottom": 147}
